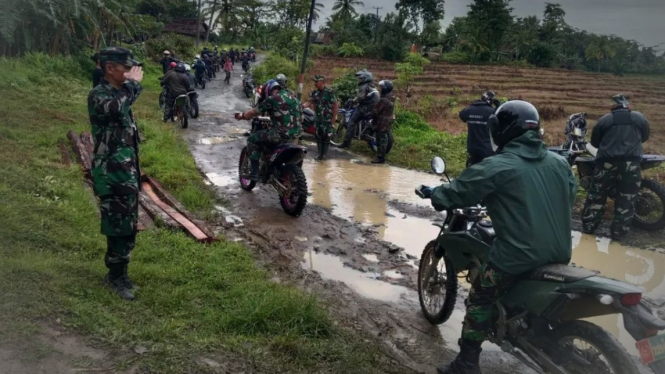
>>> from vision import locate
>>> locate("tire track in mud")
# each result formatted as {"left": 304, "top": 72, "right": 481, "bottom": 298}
{"left": 181, "top": 57, "right": 533, "bottom": 373}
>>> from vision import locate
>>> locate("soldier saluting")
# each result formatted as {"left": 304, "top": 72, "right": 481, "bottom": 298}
{"left": 88, "top": 47, "right": 144, "bottom": 300}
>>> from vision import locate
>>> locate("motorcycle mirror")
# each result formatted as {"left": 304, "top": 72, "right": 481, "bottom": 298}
{"left": 539, "top": 128, "right": 545, "bottom": 136}
{"left": 431, "top": 157, "right": 446, "bottom": 175}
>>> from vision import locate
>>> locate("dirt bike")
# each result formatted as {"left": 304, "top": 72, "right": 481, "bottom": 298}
{"left": 187, "top": 90, "right": 199, "bottom": 119}
{"left": 416, "top": 156, "right": 665, "bottom": 374}
{"left": 330, "top": 99, "right": 394, "bottom": 154}
{"left": 164, "top": 93, "right": 189, "bottom": 129}
{"left": 242, "top": 61, "right": 250, "bottom": 74}
{"left": 546, "top": 115, "right": 665, "bottom": 232}
{"left": 237, "top": 117, "right": 308, "bottom": 217}
{"left": 301, "top": 107, "right": 317, "bottom": 137}
{"left": 250, "top": 52, "right": 256, "bottom": 62}
{"left": 242, "top": 74, "right": 256, "bottom": 102}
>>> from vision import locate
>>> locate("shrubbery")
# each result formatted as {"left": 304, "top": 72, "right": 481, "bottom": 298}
{"left": 338, "top": 43, "right": 364, "bottom": 57}
{"left": 145, "top": 33, "right": 195, "bottom": 62}
{"left": 251, "top": 54, "right": 300, "bottom": 88}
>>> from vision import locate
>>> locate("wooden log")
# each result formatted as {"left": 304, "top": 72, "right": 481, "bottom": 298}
{"left": 67, "top": 130, "right": 92, "bottom": 174}
{"left": 58, "top": 139, "right": 71, "bottom": 166}
{"left": 138, "top": 191, "right": 182, "bottom": 229}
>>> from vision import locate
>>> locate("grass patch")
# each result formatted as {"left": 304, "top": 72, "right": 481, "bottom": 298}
{"left": 0, "top": 53, "right": 390, "bottom": 373}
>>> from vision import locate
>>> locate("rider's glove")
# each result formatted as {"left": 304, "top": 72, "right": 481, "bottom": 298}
{"left": 416, "top": 185, "right": 434, "bottom": 199}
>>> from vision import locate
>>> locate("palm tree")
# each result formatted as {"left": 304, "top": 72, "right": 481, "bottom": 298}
{"left": 331, "top": 0, "right": 364, "bottom": 23}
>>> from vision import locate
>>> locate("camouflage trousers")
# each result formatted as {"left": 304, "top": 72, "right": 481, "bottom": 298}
{"left": 582, "top": 161, "right": 642, "bottom": 238}
{"left": 100, "top": 194, "right": 138, "bottom": 264}
{"left": 247, "top": 129, "right": 286, "bottom": 161}
{"left": 461, "top": 262, "right": 518, "bottom": 347}
{"left": 376, "top": 130, "right": 390, "bottom": 159}
{"left": 315, "top": 120, "right": 333, "bottom": 142}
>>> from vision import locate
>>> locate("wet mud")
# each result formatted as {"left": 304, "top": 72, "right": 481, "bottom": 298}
{"left": 182, "top": 57, "right": 664, "bottom": 373}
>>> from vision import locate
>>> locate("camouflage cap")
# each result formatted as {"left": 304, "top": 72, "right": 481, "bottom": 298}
{"left": 98, "top": 47, "right": 142, "bottom": 67}
{"left": 312, "top": 75, "right": 326, "bottom": 82}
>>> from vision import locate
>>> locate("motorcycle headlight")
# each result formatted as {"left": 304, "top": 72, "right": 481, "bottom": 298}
{"left": 573, "top": 128, "right": 583, "bottom": 137}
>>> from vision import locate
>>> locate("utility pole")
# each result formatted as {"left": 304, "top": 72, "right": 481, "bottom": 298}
{"left": 372, "top": 6, "right": 382, "bottom": 41}
{"left": 297, "top": 0, "right": 316, "bottom": 100}
{"left": 196, "top": 0, "right": 203, "bottom": 48}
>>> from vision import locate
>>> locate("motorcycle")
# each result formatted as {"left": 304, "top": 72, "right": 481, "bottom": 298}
{"left": 330, "top": 99, "right": 394, "bottom": 154}
{"left": 243, "top": 74, "right": 255, "bottom": 102}
{"left": 547, "top": 113, "right": 665, "bottom": 231}
{"left": 164, "top": 93, "right": 189, "bottom": 129}
{"left": 242, "top": 60, "right": 250, "bottom": 74}
{"left": 301, "top": 107, "right": 317, "bottom": 137}
{"left": 417, "top": 156, "right": 665, "bottom": 374}
{"left": 250, "top": 52, "right": 256, "bottom": 62}
{"left": 237, "top": 117, "right": 309, "bottom": 217}
{"left": 187, "top": 90, "right": 199, "bottom": 119}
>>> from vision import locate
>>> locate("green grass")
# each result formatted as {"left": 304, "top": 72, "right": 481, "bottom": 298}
{"left": 0, "top": 53, "right": 390, "bottom": 373}
{"left": 350, "top": 108, "right": 468, "bottom": 174}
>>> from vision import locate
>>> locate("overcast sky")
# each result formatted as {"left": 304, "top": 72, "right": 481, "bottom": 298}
{"left": 314, "top": 0, "right": 665, "bottom": 48}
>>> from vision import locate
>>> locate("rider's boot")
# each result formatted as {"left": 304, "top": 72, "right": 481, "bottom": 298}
{"left": 250, "top": 160, "right": 260, "bottom": 181}
{"left": 320, "top": 142, "right": 329, "bottom": 160}
{"left": 371, "top": 157, "right": 385, "bottom": 164}
{"left": 315, "top": 141, "right": 324, "bottom": 160}
{"left": 437, "top": 340, "right": 482, "bottom": 374}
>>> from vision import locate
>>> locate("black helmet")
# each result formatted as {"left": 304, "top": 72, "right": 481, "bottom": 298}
{"left": 378, "top": 80, "right": 393, "bottom": 95}
{"left": 355, "top": 70, "right": 373, "bottom": 84}
{"left": 488, "top": 100, "right": 540, "bottom": 150}
{"left": 481, "top": 90, "right": 496, "bottom": 104}
{"left": 175, "top": 63, "right": 186, "bottom": 73}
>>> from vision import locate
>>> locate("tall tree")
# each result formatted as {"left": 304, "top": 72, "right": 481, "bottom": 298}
{"left": 331, "top": 0, "right": 364, "bottom": 24}
{"left": 585, "top": 35, "right": 616, "bottom": 72}
{"left": 465, "top": 0, "right": 513, "bottom": 61}
{"left": 273, "top": 0, "right": 324, "bottom": 29}
{"left": 396, "top": 0, "right": 445, "bottom": 28}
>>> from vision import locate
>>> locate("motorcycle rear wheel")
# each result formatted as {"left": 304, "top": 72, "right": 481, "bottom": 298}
{"left": 418, "top": 241, "right": 457, "bottom": 325}
{"left": 633, "top": 179, "right": 665, "bottom": 231}
{"left": 238, "top": 147, "right": 256, "bottom": 191}
{"left": 549, "top": 320, "right": 639, "bottom": 374}
{"left": 278, "top": 164, "right": 307, "bottom": 217}
{"left": 189, "top": 99, "right": 199, "bottom": 119}
{"left": 330, "top": 121, "right": 347, "bottom": 146}
{"left": 179, "top": 107, "right": 188, "bottom": 129}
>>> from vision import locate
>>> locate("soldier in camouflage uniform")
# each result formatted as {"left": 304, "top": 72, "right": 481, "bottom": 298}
{"left": 371, "top": 80, "right": 396, "bottom": 164}
{"left": 582, "top": 94, "right": 650, "bottom": 240}
{"left": 88, "top": 47, "right": 144, "bottom": 301}
{"left": 235, "top": 80, "right": 302, "bottom": 180}
{"left": 307, "top": 75, "right": 338, "bottom": 160}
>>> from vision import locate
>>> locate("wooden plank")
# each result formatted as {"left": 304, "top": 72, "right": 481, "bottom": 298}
{"left": 80, "top": 132, "right": 95, "bottom": 161}
{"left": 145, "top": 176, "right": 217, "bottom": 240}
{"left": 138, "top": 191, "right": 182, "bottom": 229}
{"left": 137, "top": 204, "right": 154, "bottom": 231}
{"left": 142, "top": 182, "right": 211, "bottom": 242}
{"left": 67, "top": 130, "right": 92, "bottom": 173}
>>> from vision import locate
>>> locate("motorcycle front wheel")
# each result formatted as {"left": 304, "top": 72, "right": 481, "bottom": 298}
{"left": 547, "top": 321, "right": 639, "bottom": 374}
{"left": 418, "top": 241, "right": 457, "bottom": 325}
{"left": 633, "top": 179, "right": 665, "bottom": 231}
{"left": 329, "top": 121, "right": 347, "bottom": 146}
{"left": 189, "top": 99, "right": 199, "bottom": 119}
{"left": 278, "top": 164, "right": 307, "bottom": 217}
{"left": 238, "top": 147, "right": 256, "bottom": 191}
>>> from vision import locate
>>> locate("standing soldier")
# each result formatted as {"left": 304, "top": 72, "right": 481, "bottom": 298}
{"left": 88, "top": 47, "right": 144, "bottom": 301}
{"left": 460, "top": 90, "right": 500, "bottom": 166}
{"left": 371, "top": 80, "right": 396, "bottom": 164}
{"left": 307, "top": 75, "right": 338, "bottom": 160}
{"left": 582, "top": 94, "right": 650, "bottom": 240}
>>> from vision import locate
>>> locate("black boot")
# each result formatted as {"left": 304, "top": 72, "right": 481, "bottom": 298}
{"left": 372, "top": 157, "right": 385, "bottom": 164}
{"left": 250, "top": 160, "right": 260, "bottom": 181}
{"left": 104, "top": 261, "right": 135, "bottom": 301}
{"left": 122, "top": 262, "right": 139, "bottom": 290}
{"left": 437, "top": 340, "right": 482, "bottom": 374}
{"left": 315, "top": 141, "right": 324, "bottom": 160}
{"left": 320, "top": 142, "right": 329, "bottom": 160}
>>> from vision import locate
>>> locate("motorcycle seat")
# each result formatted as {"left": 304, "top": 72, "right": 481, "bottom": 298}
{"left": 525, "top": 264, "right": 597, "bottom": 283}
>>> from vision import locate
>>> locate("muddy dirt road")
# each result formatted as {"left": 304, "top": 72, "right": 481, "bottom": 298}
{"left": 182, "top": 59, "right": 663, "bottom": 373}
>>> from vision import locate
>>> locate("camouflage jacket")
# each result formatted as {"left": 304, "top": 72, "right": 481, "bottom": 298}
{"left": 372, "top": 92, "right": 395, "bottom": 131}
{"left": 88, "top": 79, "right": 142, "bottom": 197}
{"left": 309, "top": 87, "right": 338, "bottom": 124}
{"left": 257, "top": 89, "right": 302, "bottom": 139}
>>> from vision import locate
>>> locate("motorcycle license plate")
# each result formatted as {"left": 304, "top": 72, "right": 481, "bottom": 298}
{"left": 636, "top": 334, "right": 665, "bottom": 364}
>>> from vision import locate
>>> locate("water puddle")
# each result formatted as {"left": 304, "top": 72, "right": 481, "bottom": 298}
{"left": 382, "top": 270, "right": 404, "bottom": 279}
{"left": 302, "top": 250, "right": 412, "bottom": 303}
{"left": 205, "top": 172, "right": 237, "bottom": 188}
{"left": 198, "top": 136, "right": 237, "bottom": 145}
{"left": 303, "top": 159, "right": 442, "bottom": 259}
{"left": 362, "top": 254, "right": 379, "bottom": 263}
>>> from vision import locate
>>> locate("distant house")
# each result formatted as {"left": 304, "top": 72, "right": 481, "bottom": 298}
{"left": 164, "top": 19, "right": 209, "bottom": 38}
{"left": 311, "top": 32, "right": 331, "bottom": 45}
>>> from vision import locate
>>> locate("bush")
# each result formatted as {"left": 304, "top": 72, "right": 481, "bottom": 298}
{"left": 145, "top": 33, "right": 195, "bottom": 62}
{"left": 337, "top": 43, "right": 364, "bottom": 57}
{"left": 310, "top": 45, "right": 337, "bottom": 58}
{"left": 252, "top": 54, "right": 300, "bottom": 88}
{"left": 332, "top": 70, "right": 359, "bottom": 103}
{"left": 440, "top": 51, "right": 472, "bottom": 64}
